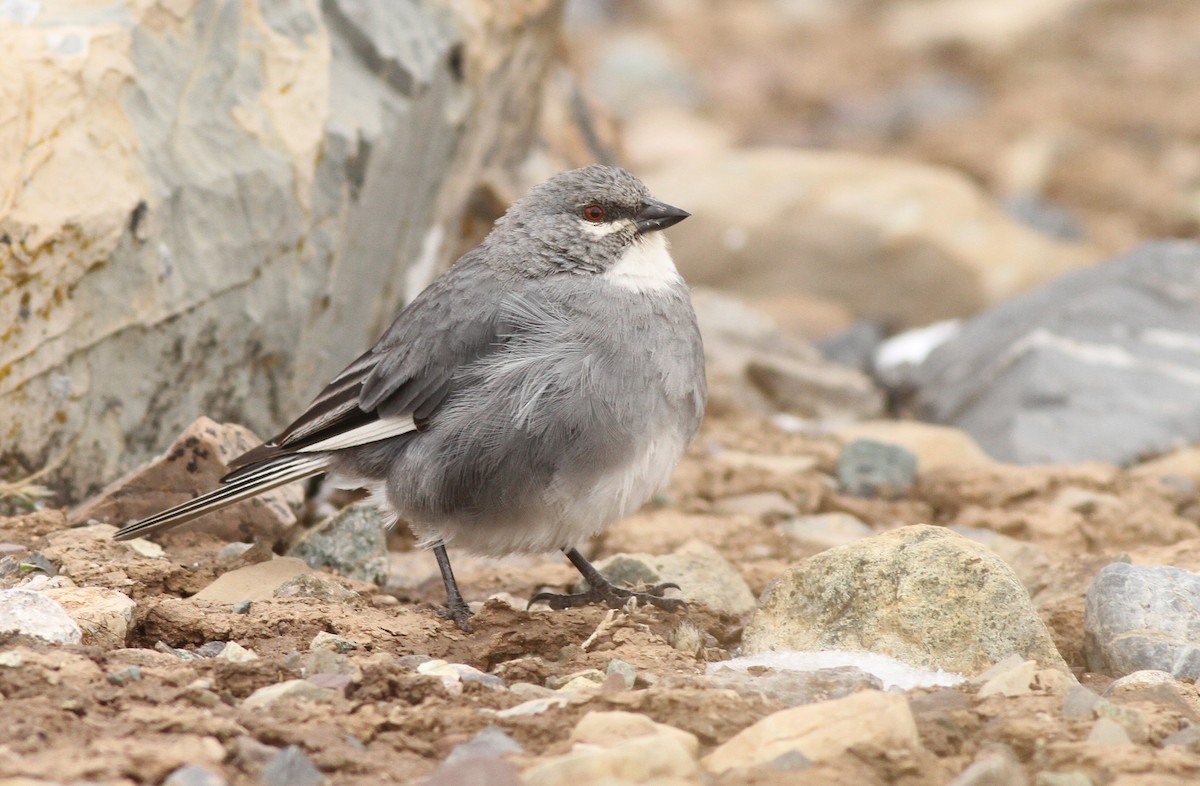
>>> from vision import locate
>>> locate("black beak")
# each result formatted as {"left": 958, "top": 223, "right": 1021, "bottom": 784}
{"left": 635, "top": 198, "right": 690, "bottom": 234}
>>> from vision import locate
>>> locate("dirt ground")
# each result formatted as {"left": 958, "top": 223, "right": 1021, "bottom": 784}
{"left": 3, "top": 410, "right": 1200, "bottom": 785}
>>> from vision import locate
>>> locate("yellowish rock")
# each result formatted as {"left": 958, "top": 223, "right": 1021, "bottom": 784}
{"left": 193, "top": 557, "right": 311, "bottom": 603}
{"left": 41, "top": 586, "right": 136, "bottom": 648}
{"left": 837, "top": 420, "right": 995, "bottom": 472}
{"left": 524, "top": 734, "right": 698, "bottom": 786}
{"left": 570, "top": 711, "right": 700, "bottom": 758}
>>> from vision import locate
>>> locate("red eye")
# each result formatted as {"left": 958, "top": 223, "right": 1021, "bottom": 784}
{"left": 582, "top": 204, "right": 605, "bottom": 222}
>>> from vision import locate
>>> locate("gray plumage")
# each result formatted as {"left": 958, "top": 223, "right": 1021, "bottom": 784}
{"left": 115, "top": 165, "right": 705, "bottom": 622}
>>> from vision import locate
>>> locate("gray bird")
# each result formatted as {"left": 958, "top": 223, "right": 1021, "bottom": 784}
{"left": 114, "top": 165, "right": 706, "bottom": 630}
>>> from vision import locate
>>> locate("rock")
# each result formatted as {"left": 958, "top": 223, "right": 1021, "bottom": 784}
{"left": 287, "top": 502, "right": 388, "bottom": 585}
{"left": 163, "top": 764, "right": 230, "bottom": 786}
{"left": 1062, "top": 685, "right": 1101, "bottom": 718}
{"left": 706, "top": 664, "right": 882, "bottom": 707}
{"left": 193, "top": 557, "right": 313, "bottom": 603}
{"left": 645, "top": 149, "right": 1094, "bottom": 329}
{"left": 547, "top": 669, "right": 606, "bottom": 691}
{"left": 837, "top": 421, "right": 995, "bottom": 472}
{"left": 216, "top": 642, "right": 258, "bottom": 663}
{"left": 702, "top": 690, "right": 919, "bottom": 773}
{"left": 872, "top": 320, "right": 963, "bottom": 391}
{"left": 1163, "top": 726, "right": 1200, "bottom": 749}
{"left": 242, "top": 679, "right": 335, "bottom": 711}
{"left": 40, "top": 586, "right": 136, "bottom": 648}
{"left": 123, "top": 539, "right": 166, "bottom": 559}
{"left": 523, "top": 732, "right": 698, "bottom": 786}
{"left": 948, "top": 749, "right": 1028, "bottom": 786}
{"left": 5, "top": 0, "right": 566, "bottom": 499}
{"left": 0, "top": 588, "right": 82, "bottom": 644}
{"left": 817, "top": 321, "right": 886, "bottom": 373}
{"left": 591, "top": 540, "right": 757, "bottom": 615}
{"left": 273, "top": 573, "right": 359, "bottom": 603}
{"left": 712, "top": 492, "right": 798, "bottom": 519}
{"left": 743, "top": 525, "right": 1067, "bottom": 672}
{"left": 976, "top": 657, "right": 1038, "bottom": 698}
{"left": 309, "top": 632, "right": 358, "bottom": 653}
{"left": 1083, "top": 562, "right": 1200, "bottom": 677}
{"left": 884, "top": 0, "right": 1096, "bottom": 52}
{"left": 427, "top": 758, "right": 523, "bottom": 786}
{"left": 837, "top": 439, "right": 918, "bottom": 499}
{"left": 494, "top": 695, "right": 570, "bottom": 718}
{"left": 260, "top": 745, "right": 324, "bottom": 786}
{"left": 712, "top": 650, "right": 964, "bottom": 692}
{"left": 710, "top": 450, "right": 818, "bottom": 477}
{"left": 1086, "top": 717, "right": 1132, "bottom": 746}
{"left": 569, "top": 711, "right": 699, "bottom": 757}
{"left": 605, "top": 660, "right": 637, "bottom": 690}
{"left": 691, "top": 287, "right": 883, "bottom": 418}
{"left": 70, "top": 418, "right": 301, "bottom": 542}
{"left": 950, "top": 528, "right": 1053, "bottom": 599}
{"left": 780, "top": 513, "right": 872, "bottom": 552}
{"left": 444, "top": 727, "right": 524, "bottom": 766}
{"left": 914, "top": 242, "right": 1200, "bottom": 465}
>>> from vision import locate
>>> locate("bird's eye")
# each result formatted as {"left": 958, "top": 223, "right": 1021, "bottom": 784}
{"left": 582, "top": 204, "right": 605, "bottom": 223}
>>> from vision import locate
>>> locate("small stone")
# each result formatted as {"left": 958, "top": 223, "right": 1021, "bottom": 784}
{"left": 370, "top": 594, "right": 399, "bottom": 607}
{"left": 195, "top": 641, "right": 226, "bottom": 658}
{"left": 449, "top": 663, "right": 504, "bottom": 690}
{"left": 494, "top": 695, "right": 570, "bottom": 718}
{"left": 306, "top": 673, "right": 352, "bottom": 691}
{"left": 712, "top": 491, "right": 798, "bottom": 518}
{"left": 1062, "top": 684, "right": 1101, "bottom": 718}
{"left": 1093, "top": 700, "right": 1147, "bottom": 743}
{"left": 395, "top": 654, "right": 433, "bottom": 669}
{"left": 0, "top": 588, "right": 82, "bottom": 644}
{"left": 977, "top": 658, "right": 1037, "bottom": 698}
{"left": 547, "top": 669, "right": 605, "bottom": 691}
{"left": 523, "top": 733, "right": 698, "bottom": 786}
{"left": 706, "top": 665, "right": 882, "bottom": 708}
{"left": 1035, "top": 773, "right": 1093, "bottom": 786}
{"left": 591, "top": 540, "right": 756, "bottom": 615}
{"left": 947, "top": 749, "right": 1026, "bottom": 786}
{"left": 163, "top": 764, "right": 230, "bottom": 786}
{"left": 106, "top": 665, "right": 143, "bottom": 686}
{"left": 217, "top": 641, "right": 258, "bottom": 662}
{"left": 232, "top": 735, "right": 278, "bottom": 772}
{"left": 155, "top": 641, "right": 198, "bottom": 660}
{"left": 508, "top": 682, "right": 556, "bottom": 700}
{"left": 1086, "top": 717, "right": 1132, "bottom": 746}
{"left": 780, "top": 513, "right": 871, "bottom": 552}
{"left": 570, "top": 710, "right": 700, "bottom": 756}
{"left": 260, "top": 745, "right": 324, "bottom": 786}
{"left": 444, "top": 727, "right": 523, "bottom": 766}
{"left": 218, "top": 542, "right": 255, "bottom": 561}
{"left": 232, "top": 600, "right": 252, "bottom": 614}
{"left": 123, "top": 538, "right": 166, "bottom": 559}
{"left": 837, "top": 439, "right": 918, "bottom": 499}
{"left": 1102, "top": 669, "right": 1175, "bottom": 696}
{"left": 711, "top": 450, "right": 818, "bottom": 476}
{"left": 0, "top": 651, "right": 23, "bottom": 667}
{"left": 703, "top": 690, "right": 918, "bottom": 773}
{"left": 193, "top": 557, "right": 312, "bottom": 603}
{"left": 1162, "top": 726, "right": 1200, "bottom": 749}
{"left": 309, "top": 631, "right": 357, "bottom": 653}
{"left": 273, "top": 573, "right": 358, "bottom": 603}
{"left": 286, "top": 502, "right": 389, "bottom": 585}
{"left": 243, "top": 679, "right": 335, "bottom": 710}
{"left": 40, "top": 586, "right": 136, "bottom": 648}
{"left": 417, "top": 659, "right": 464, "bottom": 694}
{"left": 606, "top": 659, "right": 637, "bottom": 690}
{"left": 426, "top": 758, "right": 522, "bottom": 786}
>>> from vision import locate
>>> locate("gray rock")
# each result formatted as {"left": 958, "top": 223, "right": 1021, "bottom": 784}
{"left": 744, "top": 525, "right": 1066, "bottom": 673}
{"left": 1084, "top": 562, "right": 1200, "bottom": 678}
{"left": 1061, "top": 684, "right": 1101, "bottom": 719}
{"left": 261, "top": 745, "right": 324, "bottom": 786}
{"left": 817, "top": 321, "right": 885, "bottom": 373}
{"left": 6, "top": 1, "right": 565, "bottom": 499}
{"left": 914, "top": 241, "right": 1200, "bottom": 465}
{"left": 1163, "top": 725, "right": 1200, "bottom": 749}
{"left": 426, "top": 758, "right": 523, "bottom": 786}
{"left": 0, "top": 588, "right": 82, "bottom": 645}
{"left": 1086, "top": 717, "right": 1132, "bottom": 746}
{"left": 273, "top": 573, "right": 359, "bottom": 603}
{"left": 606, "top": 659, "right": 637, "bottom": 690}
{"left": 837, "top": 439, "right": 918, "bottom": 499}
{"left": 163, "top": 764, "right": 230, "bottom": 786}
{"left": 947, "top": 748, "right": 1027, "bottom": 786}
{"left": 591, "top": 540, "right": 756, "bottom": 615}
{"left": 288, "top": 502, "right": 388, "bottom": 584}
{"left": 444, "top": 727, "right": 524, "bottom": 766}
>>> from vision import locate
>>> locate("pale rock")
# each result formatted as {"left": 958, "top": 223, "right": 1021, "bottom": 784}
{"left": 1086, "top": 717, "right": 1132, "bottom": 746}
{"left": 309, "top": 631, "right": 358, "bottom": 653}
{"left": 744, "top": 525, "right": 1067, "bottom": 673}
{"left": 0, "top": 588, "right": 82, "bottom": 644}
{"left": 710, "top": 450, "right": 818, "bottom": 476}
{"left": 947, "top": 748, "right": 1028, "bottom": 786}
{"left": 702, "top": 690, "right": 919, "bottom": 773}
{"left": 5, "top": 0, "right": 566, "bottom": 498}
{"left": 547, "top": 669, "right": 606, "bottom": 691}
{"left": 605, "top": 660, "right": 636, "bottom": 690}
{"left": 710, "top": 650, "right": 963, "bottom": 693}
{"left": 885, "top": 0, "right": 1095, "bottom": 52}
{"left": 163, "top": 764, "right": 230, "bottom": 786}
{"left": 193, "top": 557, "right": 312, "bottom": 603}
{"left": 712, "top": 492, "right": 798, "bottom": 519}
{"left": 41, "top": 586, "right": 136, "bottom": 648}
{"left": 273, "top": 573, "right": 358, "bottom": 603}
{"left": 645, "top": 149, "right": 1094, "bottom": 329}
{"left": 216, "top": 641, "right": 258, "bottom": 663}
{"left": 494, "top": 695, "right": 571, "bottom": 718}
{"left": 523, "top": 733, "right": 698, "bottom": 786}
{"left": 417, "top": 659, "right": 464, "bottom": 695}
{"left": 837, "top": 420, "right": 996, "bottom": 472}
{"left": 444, "top": 726, "right": 524, "bottom": 766}
{"left": 570, "top": 711, "right": 700, "bottom": 757}
{"left": 976, "top": 657, "right": 1038, "bottom": 698}
{"left": 837, "top": 439, "right": 918, "bottom": 498}
{"left": 592, "top": 540, "right": 757, "bottom": 615}
{"left": 780, "top": 513, "right": 872, "bottom": 552}
{"left": 123, "top": 539, "right": 166, "bottom": 559}
{"left": 70, "top": 418, "right": 301, "bottom": 543}
{"left": 260, "top": 744, "right": 324, "bottom": 786}
{"left": 242, "top": 679, "right": 335, "bottom": 711}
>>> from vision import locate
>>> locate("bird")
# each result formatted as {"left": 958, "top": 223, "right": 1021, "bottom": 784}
{"left": 114, "top": 165, "right": 707, "bottom": 631}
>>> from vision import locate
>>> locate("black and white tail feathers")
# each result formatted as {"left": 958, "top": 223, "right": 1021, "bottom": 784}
{"left": 111, "top": 454, "right": 329, "bottom": 541}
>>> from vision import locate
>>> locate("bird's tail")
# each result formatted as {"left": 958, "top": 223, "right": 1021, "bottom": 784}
{"left": 112, "top": 454, "right": 329, "bottom": 541}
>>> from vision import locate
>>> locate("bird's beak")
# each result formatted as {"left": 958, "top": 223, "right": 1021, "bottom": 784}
{"left": 635, "top": 198, "right": 690, "bottom": 234}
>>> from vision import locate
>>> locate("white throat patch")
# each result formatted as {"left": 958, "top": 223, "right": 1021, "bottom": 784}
{"left": 602, "top": 231, "right": 682, "bottom": 293}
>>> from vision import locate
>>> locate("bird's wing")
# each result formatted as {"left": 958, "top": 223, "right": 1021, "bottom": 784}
{"left": 224, "top": 256, "right": 512, "bottom": 476}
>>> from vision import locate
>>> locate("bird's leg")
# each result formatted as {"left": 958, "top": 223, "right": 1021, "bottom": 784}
{"left": 433, "top": 542, "right": 473, "bottom": 632}
{"left": 529, "top": 547, "right": 687, "bottom": 613}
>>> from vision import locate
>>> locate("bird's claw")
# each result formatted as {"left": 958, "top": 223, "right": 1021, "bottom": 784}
{"left": 528, "top": 581, "right": 686, "bottom": 613}
{"left": 437, "top": 600, "right": 474, "bottom": 632}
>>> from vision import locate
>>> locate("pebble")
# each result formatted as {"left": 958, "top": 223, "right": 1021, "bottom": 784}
{"left": 836, "top": 439, "right": 918, "bottom": 498}
{"left": 606, "top": 659, "right": 637, "bottom": 690}
{"left": 40, "top": 586, "right": 136, "bottom": 648}
{"left": 155, "top": 641, "right": 199, "bottom": 660}
{"left": 1085, "top": 717, "right": 1132, "bottom": 746}
{"left": 975, "top": 656, "right": 1037, "bottom": 698}
{"left": 106, "top": 665, "right": 143, "bottom": 686}
{"left": 231, "top": 600, "right": 252, "bottom": 614}
{"left": 123, "top": 538, "right": 166, "bottom": 559}
{"left": 217, "top": 641, "right": 258, "bottom": 662}
{"left": 1036, "top": 773, "right": 1094, "bottom": 786}
{"left": 273, "top": 573, "right": 359, "bottom": 603}
{"left": 309, "top": 631, "right": 358, "bottom": 653}
{"left": 508, "top": 682, "right": 556, "bottom": 700}
{"left": 195, "top": 641, "right": 226, "bottom": 658}
{"left": 426, "top": 758, "right": 522, "bottom": 786}
{"left": 946, "top": 749, "right": 1026, "bottom": 786}
{"left": 523, "top": 732, "right": 698, "bottom": 786}
{"left": 163, "top": 764, "right": 229, "bottom": 786}
{"left": 193, "top": 557, "right": 312, "bottom": 603}
{"left": 1162, "top": 726, "right": 1200, "bottom": 749}
{"left": 547, "top": 669, "right": 606, "bottom": 691}
{"left": 260, "top": 745, "right": 325, "bottom": 786}
{"left": 780, "top": 512, "right": 872, "bottom": 552}
{"left": 591, "top": 540, "right": 756, "bottom": 615}
{"left": 570, "top": 711, "right": 699, "bottom": 756}
{"left": 242, "top": 679, "right": 336, "bottom": 710}
{"left": 0, "top": 588, "right": 82, "bottom": 645}
{"left": 444, "top": 727, "right": 524, "bottom": 766}
{"left": 286, "top": 502, "right": 389, "bottom": 585}
{"left": 712, "top": 491, "right": 798, "bottom": 518}
{"left": 417, "top": 659, "right": 465, "bottom": 694}
{"left": 1062, "top": 684, "right": 1101, "bottom": 718}
{"left": 493, "top": 695, "right": 570, "bottom": 718}
{"left": 217, "top": 542, "right": 255, "bottom": 561}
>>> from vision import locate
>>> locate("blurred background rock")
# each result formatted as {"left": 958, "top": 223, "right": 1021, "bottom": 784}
{"left": 7, "top": 0, "right": 1200, "bottom": 503}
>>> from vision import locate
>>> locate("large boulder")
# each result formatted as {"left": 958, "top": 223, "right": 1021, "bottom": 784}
{"left": 913, "top": 241, "right": 1200, "bottom": 465}
{"left": 0, "top": 0, "right": 563, "bottom": 499}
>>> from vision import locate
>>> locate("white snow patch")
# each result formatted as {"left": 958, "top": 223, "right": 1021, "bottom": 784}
{"left": 708, "top": 650, "right": 965, "bottom": 692}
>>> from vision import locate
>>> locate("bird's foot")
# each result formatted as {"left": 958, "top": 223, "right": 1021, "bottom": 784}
{"left": 437, "top": 598, "right": 474, "bottom": 632}
{"left": 529, "top": 580, "right": 686, "bottom": 613}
